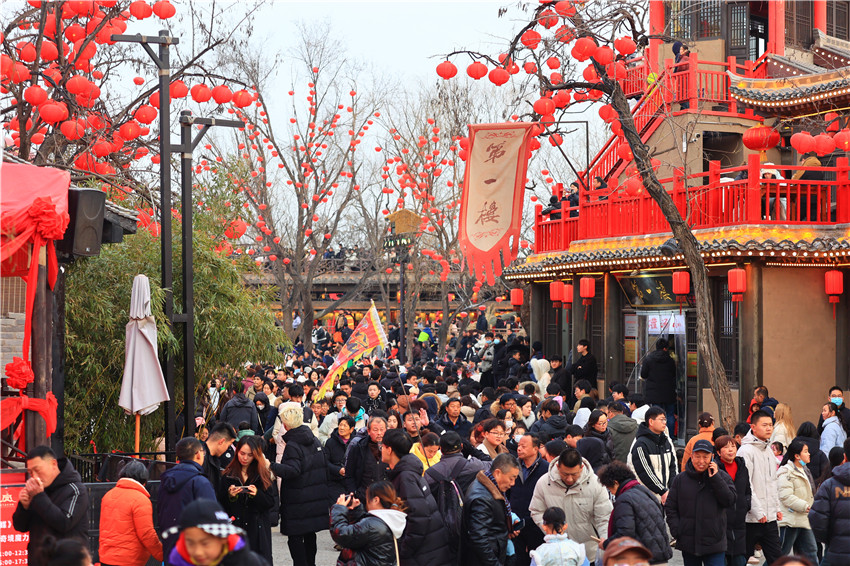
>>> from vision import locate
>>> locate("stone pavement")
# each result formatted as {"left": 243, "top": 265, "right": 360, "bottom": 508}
{"left": 270, "top": 530, "right": 688, "bottom": 565}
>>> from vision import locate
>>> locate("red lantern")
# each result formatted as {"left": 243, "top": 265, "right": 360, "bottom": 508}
{"left": 743, "top": 125, "right": 780, "bottom": 151}
{"left": 790, "top": 132, "right": 816, "bottom": 154}
{"left": 550, "top": 281, "right": 564, "bottom": 308}
{"left": 580, "top": 276, "right": 595, "bottom": 319}
{"left": 488, "top": 68, "right": 510, "bottom": 86}
{"left": 510, "top": 288, "right": 523, "bottom": 312}
{"left": 533, "top": 97, "right": 555, "bottom": 116}
{"left": 834, "top": 129, "right": 850, "bottom": 151}
{"left": 814, "top": 133, "right": 836, "bottom": 157}
{"left": 467, "top": 61, "right": 488, "bottom": 80}
{"left": 826, "top": 269, "right": 844, "bottom": 319}
{"left": 521, "top": 30, "right": 542, "bottom": 49}
{"left": 436, "top": 61, "right": 457, "bottom": 80}
{"left": 673, "top": 270, "right": 690, "bottom": 312}
{"left": 728, "top": 268, "right": 746, "bottom": 317}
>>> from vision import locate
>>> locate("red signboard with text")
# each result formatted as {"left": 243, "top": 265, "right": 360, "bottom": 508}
{"left": 0, "top": 472, "right": 28, "bottom": 566}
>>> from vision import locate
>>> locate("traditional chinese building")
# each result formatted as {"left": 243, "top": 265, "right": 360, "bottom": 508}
{"left": 507, "top": 0, "right": 850, "bottom": 440}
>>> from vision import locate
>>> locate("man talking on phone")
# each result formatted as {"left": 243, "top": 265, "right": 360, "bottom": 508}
{"left": 665, "top": 439, "right": 736, "bottom": 565}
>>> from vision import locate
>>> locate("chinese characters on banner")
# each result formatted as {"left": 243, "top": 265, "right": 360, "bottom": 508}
{"left": 0, "top": 477, "right": 28, "bottom": 565}
{"left": 458, "top": 123, "right": 535, "bottom": 285}
{"left": 646, "top": 312, "right": 686, "bottom": 335}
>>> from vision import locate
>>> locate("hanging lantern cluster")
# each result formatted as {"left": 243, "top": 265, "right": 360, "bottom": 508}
{"left": 672, "top": 271, "right": 690, "bottom": 313}
{"left": 580, "top": 277, "right": 595, "bottom": 320}
{"left": 728, "top": 268, "right": 746, "bottom": 317}
{"left": 826, "top": 270, "right": 844, "bottom": 319}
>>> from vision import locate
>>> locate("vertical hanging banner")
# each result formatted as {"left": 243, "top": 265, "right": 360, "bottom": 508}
{"left": 458, "top": 122, "right": 536, "bottom": 285}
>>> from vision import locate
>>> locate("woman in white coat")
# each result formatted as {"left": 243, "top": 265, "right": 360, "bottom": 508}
{"left": 819, "top": 402, "right": 846, "bottom": 457}
{"left": 777, "top": 439, "right": 817, "bottom": 563}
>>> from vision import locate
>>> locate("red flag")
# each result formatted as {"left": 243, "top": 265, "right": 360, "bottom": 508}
{"left": 458, "top": 123, "right": 536, "bottom": 285}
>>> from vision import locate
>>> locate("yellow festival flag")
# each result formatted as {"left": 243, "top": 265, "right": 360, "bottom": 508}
{"left": 317, "top": 302, "right": 388, "bottom": 399}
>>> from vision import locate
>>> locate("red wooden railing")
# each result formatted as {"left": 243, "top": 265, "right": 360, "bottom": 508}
{"left": 579, "top": 54, "right": 768, "bottom": 199}
{"left": 534, "top": 155, "right": 850, "bottom": 254}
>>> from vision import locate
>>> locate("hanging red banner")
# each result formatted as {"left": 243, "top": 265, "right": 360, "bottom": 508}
{"left": 458, "top": 123, "right": 536, "bottom": 285}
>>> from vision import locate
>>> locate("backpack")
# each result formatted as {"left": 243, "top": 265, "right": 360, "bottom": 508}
{"left": 432, "top": 459, "right": 467, "bottom": 557}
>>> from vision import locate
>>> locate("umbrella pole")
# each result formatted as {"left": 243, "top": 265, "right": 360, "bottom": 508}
{"left": 134, "top": 413, "right": 140, "bottom": 457}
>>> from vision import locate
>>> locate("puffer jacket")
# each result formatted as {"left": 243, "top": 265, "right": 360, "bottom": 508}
{"left": 666, "top": 460, "right": 736, "bottom": 556}
{"left": 98, "top": 478, "right": 163, "bottom": 566}
{"left": 12, "top": 458, "right": 89, "bottom": 566}
{"left": 628, "top": 423, "right": 677, "bottom": 497}
{"left": 529, "top": 457, "right": 613, "bottom": 561}
{"left": 157, "top": 461, "right": 216, "bottom": 534}
{"left": 810, "top": 462, "right": 850, "bottom": 562}
{"left": 794, "top": 435, "right": 830, "bottom": 484}
{"left": 608, "top": 414, "right": 638, "bottom": 462}
{"left": 387, "top": 454, "right": 453, "bottom": 566}
{"left": 270, "top": 424, "right": 329, "bottom": 535}
{"left": 533, "top": 414, "right": 568, "bottom": 442}
{"left": 605, "top": 479, "right": 671, "bottom": 564}
{"left": 330, "top": 504, "right": 407, "bottom": 566}
{"left": 778, "top": 461, "right": 815, "bottom": 529}
{"left": 715, "top": 455, "right": 751, "bottom": 556}
{"left": 344, "top": 430, "right": 389, "bottom": 500}
{"left": 325, "top": 428, "right": 351, "bottom": 502}
{"left": 640, "top": 349, "right": 677, "bottom": 404}
{"left": 737, "top": 431, "right": 780, "bottom": 522}
{"left": 529, "top": 533, "right": 586, "bottom": 566}
{"left": 462, "top": 471, "right": 511, "bottom": 566}
{"left": 820, "top": 415, "right": 847, "bottom": 456}
{"left": 586, "top": 428, "right": 614, "bottom": 462}
{"left": 220, "top": 393, "right": 262, "bottom": 435}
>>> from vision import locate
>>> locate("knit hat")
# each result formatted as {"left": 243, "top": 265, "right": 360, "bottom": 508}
{"left": 162, "top": 499, "right": 244, "bottom": 540}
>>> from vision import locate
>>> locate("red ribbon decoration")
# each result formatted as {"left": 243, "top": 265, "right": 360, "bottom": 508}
{"left": 0, "top": 393, "right": 58, "bottom": 438}
{"left": 4, "top": 357, "right": 34, "bottom": 390}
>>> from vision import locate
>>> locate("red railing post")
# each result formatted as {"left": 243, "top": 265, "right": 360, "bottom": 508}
{"left": 534, "top": 203, "right": 543, "bottom": 253}
{"left": 688, "top": 53, "right": 698, "bottom": 110}
{"left": 673, "top": 168, "right": 687, "bottom": 221}
{"left": 837, "top": 157, "right": 850, "bottom": 223}
{"left": 664, "top": 58, "right": 675, "bottom": 107}
{"left": 726, "top": 57, "right": 737, "bottom": 113}
{"left": 744, "top": 60, "right": 753, "bottom": 78}
{"left": 638, "top": 192, "right": 647, "bottom": 234}
{"left": 560, "top": 205, "right": 568, "bottom": 250}
{"left": 577, "top": 190, "right": 587, "bottom": 240}
{"left": 709, "top": 160, "right": 721, "bottom": 225}
{"left": 747, "top": 153, "right": 761, "bottom": 222}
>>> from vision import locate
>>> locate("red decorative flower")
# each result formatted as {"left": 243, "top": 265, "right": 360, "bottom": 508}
{"left": 5, "top": 357, "right": 34, "bottom": 390}
{"left": 28, "top": 197, "right": 70, "bottom": 240}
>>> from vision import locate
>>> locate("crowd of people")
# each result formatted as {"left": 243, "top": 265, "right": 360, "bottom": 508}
{"left": 12, "top": 330, "right": 850, "bottom": 566}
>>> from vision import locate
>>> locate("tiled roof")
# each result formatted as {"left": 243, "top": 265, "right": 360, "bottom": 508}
{"left": 504, "top": 237, "right": 850, "bottom": 277}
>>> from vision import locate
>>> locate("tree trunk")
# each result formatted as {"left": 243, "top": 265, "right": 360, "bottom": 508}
{"left": 608, "top": 83, "right": 736, "bottom": 430}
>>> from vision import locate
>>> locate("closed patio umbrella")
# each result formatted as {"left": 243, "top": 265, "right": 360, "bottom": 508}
{"left": 118, "top": 274, "right": 169, "bottom": 453}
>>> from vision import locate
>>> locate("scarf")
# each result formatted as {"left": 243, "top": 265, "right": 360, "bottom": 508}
{"left": 485, "top": 470, "right": 513, "bottom": 527}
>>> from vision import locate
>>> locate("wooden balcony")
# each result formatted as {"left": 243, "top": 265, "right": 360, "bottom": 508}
{"left": 534, "top": 155, "right": 850, "bottom": 254}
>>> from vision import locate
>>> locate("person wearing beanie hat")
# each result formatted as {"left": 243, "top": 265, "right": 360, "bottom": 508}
{"left": 162, "top": 499, "right": 268, "bottom": 566}
{"left": 666, "top": 439, "right": 736, "bottom": 564}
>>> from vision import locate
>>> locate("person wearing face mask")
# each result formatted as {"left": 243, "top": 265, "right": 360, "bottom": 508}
{"left": 777, "top": 439, "right": 818, "bottom": 563}
{"left": 818, "top": 386, "right": 850, "bottom": 436}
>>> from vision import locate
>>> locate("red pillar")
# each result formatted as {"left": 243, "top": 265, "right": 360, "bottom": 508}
{"left": 814, "top": 0, "right": 827, "bottom": 33}
{"left": 647, "top": 0, "right": 665, "bottom": 75}
{"left": 768, "top": 0, "right": 786, "bottom": 56}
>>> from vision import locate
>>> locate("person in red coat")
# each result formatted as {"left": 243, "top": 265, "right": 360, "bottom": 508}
{"left": 98, "top": 460, "right": 163, "bottom": 566}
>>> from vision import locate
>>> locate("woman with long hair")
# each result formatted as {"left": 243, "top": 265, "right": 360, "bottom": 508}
{"left": 777, "top": 439, "right": 817, "bottom": 563}
{"left": 219, "top": 436, "right": 277, "bottom": 563}
{"left": 771, "top": 403, "right": 795, "bottom": 450}
{"left": 820, "top": 402, "right": 846, "bottom": 456}
{"left": 330, "top": 480, "right": 408, "bottom": 566}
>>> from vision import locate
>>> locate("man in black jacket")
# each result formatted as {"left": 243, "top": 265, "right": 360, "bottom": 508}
{"left": 201, "top": 422, "right": 236, "bottom": 495}
{"left": 529, "top": 399, "right": 568, "bottom": 441}
{"left": 463, "top": 453, "right": 522, "bottom": 566}
{"left": 219, "top": 386, "right": 262, "bottom": 435}
{"left": 568, "top": 339, "right": 597, "bottom": 385}
{"left": 508, "top": 434, "right": 547, "bottom": 566}
{"left": 640, "top": 338, "right": 678, "bottom": 436}
{"left": 628, "top": 407, "right": 677, "bottom": 505}
{"left": 548, "top": 355, "right": 570, "bottom": 395}
{"left": 344, "top": 417, "right": 389, "bottom": 500}
{"left": 382, "top": 429, "right": 453, "bottom": 566}
{"left": 439, "top": 398, "right": 473, "bottom": 438}
{"left": 13, "top": 446, "right": 89, "bottom": 565}
{"left": 666, "top": 440, "right": 736, "bottom": 564}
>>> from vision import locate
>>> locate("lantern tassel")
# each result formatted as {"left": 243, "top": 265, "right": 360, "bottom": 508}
{"left": 830, "top": 296, "right": 840, "bottom": 320}
{"left": 583, "top": 298, "right": 592, "bottom": 320}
